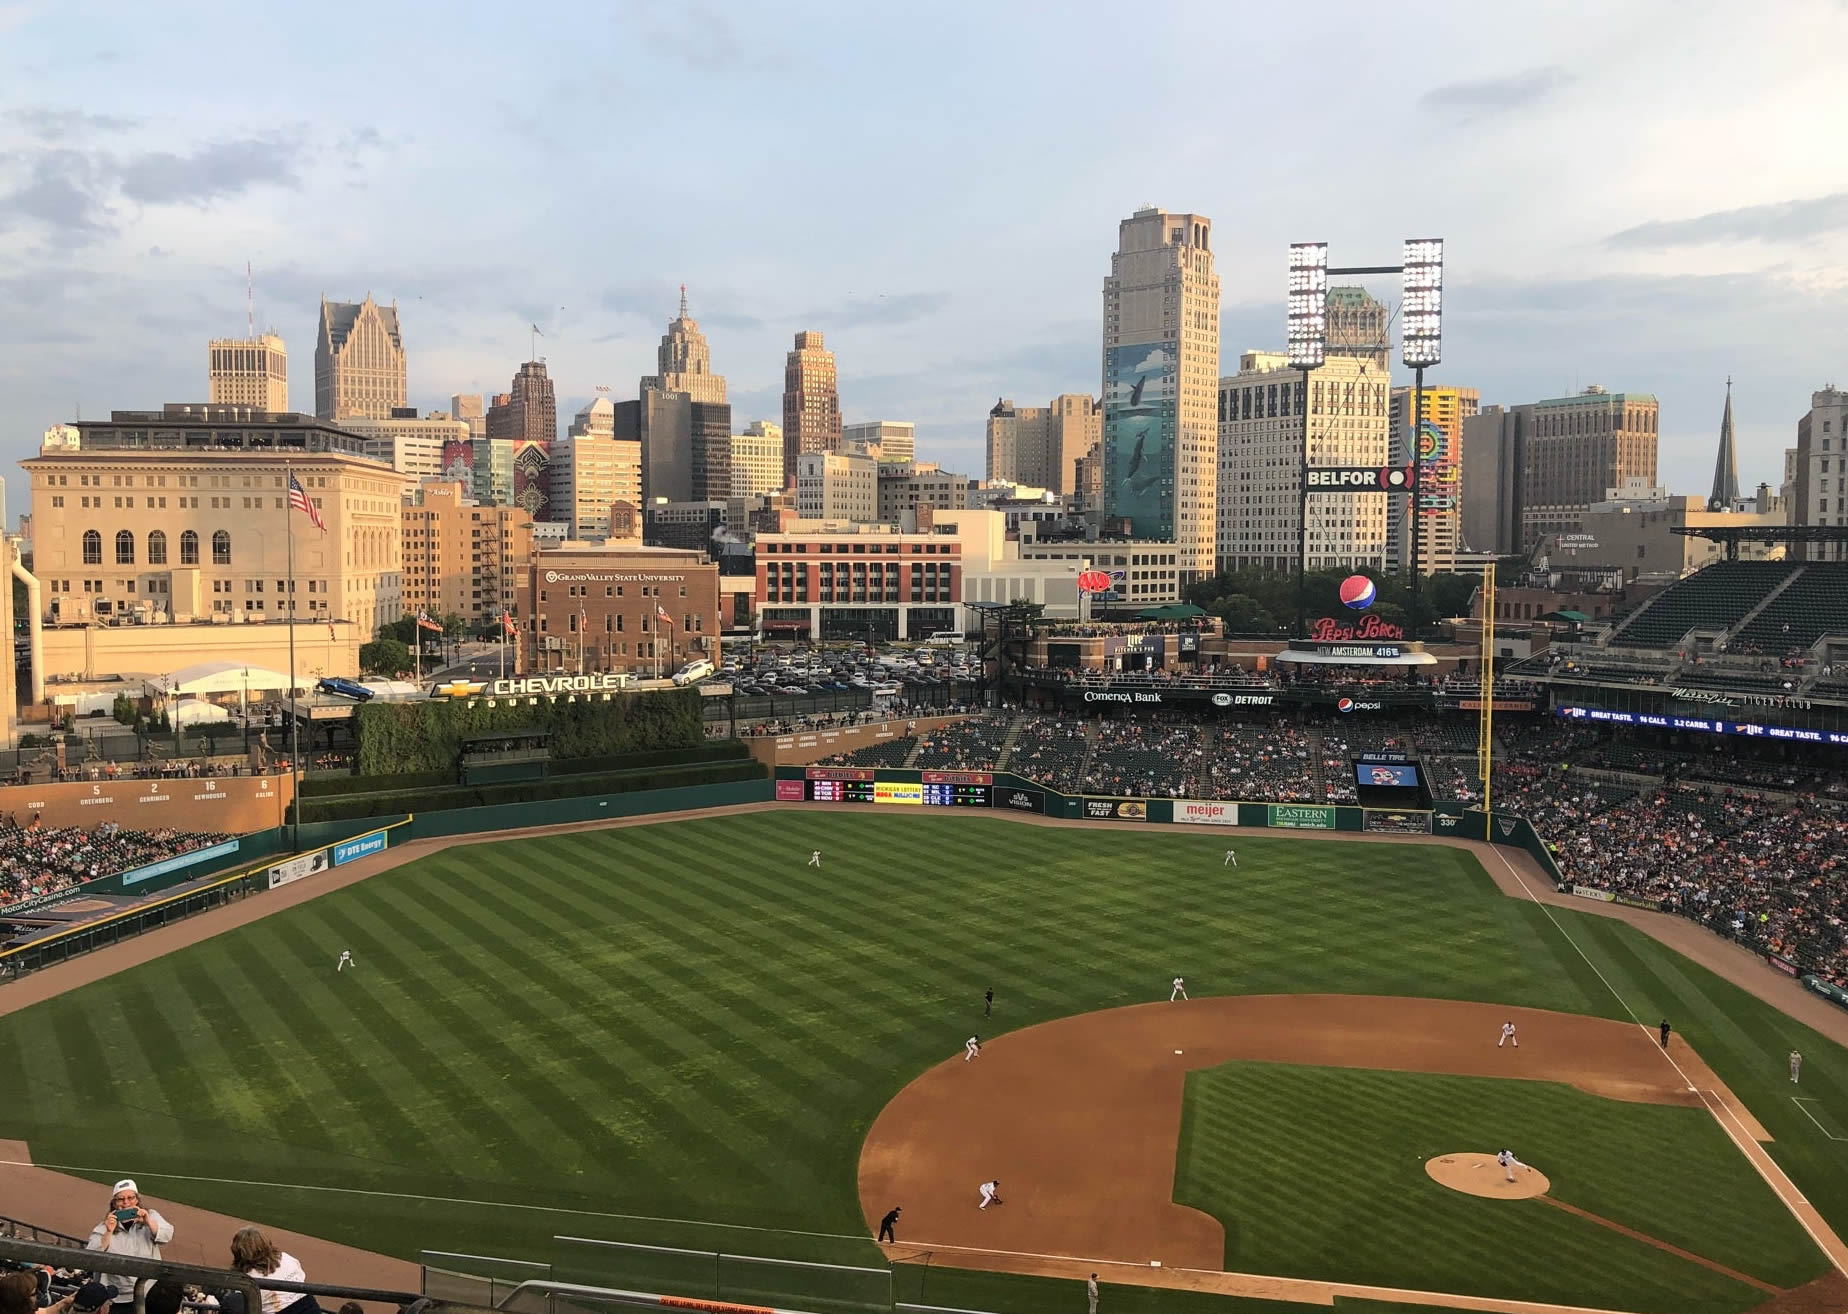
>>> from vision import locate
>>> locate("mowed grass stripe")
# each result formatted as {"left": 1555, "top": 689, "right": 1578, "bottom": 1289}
{"left": 406, "top": 854, "right": 804, "bottom": 1194}
{"left": 1176, "top": 1062, "right": 1788, "bottom": 1314}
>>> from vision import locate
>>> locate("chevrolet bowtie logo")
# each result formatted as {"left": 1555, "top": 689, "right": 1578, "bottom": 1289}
{"left": 434, "top": 678, "right": 487, "bottom": 699}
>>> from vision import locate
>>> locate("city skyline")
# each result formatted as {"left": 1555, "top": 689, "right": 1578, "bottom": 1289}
{"left": 3, "top": 2, "right": 1846, "bottom": 502}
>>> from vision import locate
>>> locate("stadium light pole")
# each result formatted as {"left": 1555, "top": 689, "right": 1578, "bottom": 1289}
{"left": 1401, "top": 239, "right": 1444, "bottom": 641}
{"left": 1286, "top": 243, "right": 1328, "bottom": 636}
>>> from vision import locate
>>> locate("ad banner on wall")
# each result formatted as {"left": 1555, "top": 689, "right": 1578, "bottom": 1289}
{"left": 994, "top": 786, "right": 1046, "bottom": 814}
{"left": 873, "top": 781, "right": 923, "bottom": 806}
{"left": 266, "top": 850, "right": 330, "bottom": 890}
{"left": 1175, "top": 800, "right": 1238, "bottom": 826}
{"left": 1268, "top": 804, "right": 1335, "bottom": 830}
{"left": 1083, "top": 798, "right": 1148, "bottom": 821}
{"left": 1362, "top": 810, "right": 1432, "bottom": 835}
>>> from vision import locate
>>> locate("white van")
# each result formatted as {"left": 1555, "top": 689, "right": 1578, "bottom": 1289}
{"left": 924, "top": 631, "right": 963, "bottom": 647}
{"left": 671, "top": 658, "right": 716, "bottom": 686}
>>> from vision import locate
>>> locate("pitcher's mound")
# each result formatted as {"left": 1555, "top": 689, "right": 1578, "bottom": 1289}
{"left": 1425, "top": 1153, "right": 1550, "bottom": 1200}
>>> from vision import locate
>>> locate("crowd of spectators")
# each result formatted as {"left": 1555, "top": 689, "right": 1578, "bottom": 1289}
{"left": 912, "top": 717, "right": 1011, "bottom": 771}
{"left": 1006, "top": 717, "right": 1092, "bottom": 794}
{"left": 1078, "top": 720, "right": 1205, "bottom": 797}
{"left": 814, "top": 737, "right": 915, "bottom": 769}
{"left": 1199, "top": 725, "right": 1320, "bottom": 803}
{"left": 0, "top": 819, "right": 233, "bottom": 911}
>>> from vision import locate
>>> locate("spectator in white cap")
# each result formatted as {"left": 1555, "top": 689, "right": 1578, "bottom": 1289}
{"left": 85, "top": 1179, "right": 174, "bottom": 1307}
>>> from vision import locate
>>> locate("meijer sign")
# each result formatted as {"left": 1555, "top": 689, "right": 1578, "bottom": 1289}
{"left": 1177, "top": 800, "right": 1238, "bottom": 826}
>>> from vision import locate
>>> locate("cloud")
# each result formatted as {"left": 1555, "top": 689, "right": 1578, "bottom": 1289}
{"left": 801, "top": 291, "right": 950, "bottom": 330}
{"left": 1418, "top": 67, "right": 1573, "bottom": 121}
{"left": 0, "top": 150, "right": 114, "bottom": 244}
{"left": 1605, "top": 193, "right": 1848, "bottom": 250}
{"left": 117, "top": 133, "right": 302, "bottom": 205}
{"left": 8, "top": 107, "right": 139, "bottom": 141}
{"left": 625, "top": 0, "right": 745, "bottom": 72}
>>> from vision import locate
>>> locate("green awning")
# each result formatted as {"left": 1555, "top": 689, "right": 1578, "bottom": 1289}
{"left": 1543, "top": 609, "right": 1591, "bottom": 622}
{"left": 1137, "top": 604, "right": 1208, "bottom": 620}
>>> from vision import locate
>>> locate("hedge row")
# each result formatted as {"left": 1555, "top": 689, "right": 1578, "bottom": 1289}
{"left": 352, "top": 688, "right": 704, "bottom": 776}
{"left": 295, "top": 758, "right": 767, "bottom": 823}
{"left": 301, "top": 741, "right": 750, "bottom": 797}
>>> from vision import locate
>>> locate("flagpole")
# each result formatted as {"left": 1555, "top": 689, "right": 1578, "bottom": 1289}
{"left": 285, "top": 462, "right": 300, "bottom": 851}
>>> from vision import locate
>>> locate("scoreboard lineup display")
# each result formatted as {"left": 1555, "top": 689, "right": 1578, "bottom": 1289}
{"left": 803, "top": 768, "right": 991, "bottom": 806}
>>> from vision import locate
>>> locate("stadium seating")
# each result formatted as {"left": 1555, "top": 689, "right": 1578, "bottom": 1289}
{"left": 815, "top": 738, "right": 916, "bottom": 768}
{"left": 1199, "top": 725, "right": 1320, "bottom": 803}
{"left": 1731, "top": 564, "right": 1848, "bottom": 651}
{"left": 1006, "top": 718, "right": 1091, "bottom": 794}
{"left": 1080, "top": 722, "right": 1205, "bottom": 797}
{"left": 912, "top": 718, "right": 1011, "bottom": 771}
{"left": 1608, "top": 561, "right": 1798, "bottom": 649}
{"left": 0, "top": 821, "right": 236, "bottom": 911}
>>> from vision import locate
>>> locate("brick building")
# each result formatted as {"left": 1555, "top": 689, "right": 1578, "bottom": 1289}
{"left": 527, "top": 545, "right": 720, "bottom": 675}
{"left": 753, "top": 526, "right": 961, "bottom": 641}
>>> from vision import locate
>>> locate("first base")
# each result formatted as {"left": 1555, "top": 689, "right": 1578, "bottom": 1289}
{"left": 1174, "top": 1049, "right": 1183, "bottom": 1055}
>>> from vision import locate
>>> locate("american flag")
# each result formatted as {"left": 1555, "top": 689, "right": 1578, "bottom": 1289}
{"left": 655, "top": 604, "right": 674, "bottom": 628}
{"left": 499, "top": 611, "right": 516, "bottom": 636}
{"left": 287, "top": 473, "right": 325, "bottom": 531}
{"left": 416, "top": 610, "right": 444, "bottom": 633}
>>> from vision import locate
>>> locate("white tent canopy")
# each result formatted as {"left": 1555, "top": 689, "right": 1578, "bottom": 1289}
{"left": 151, "top": 661, "right": 297, "bottom": 696}
{"left": 173, "top": 700, "right": 233, "bottom": 727}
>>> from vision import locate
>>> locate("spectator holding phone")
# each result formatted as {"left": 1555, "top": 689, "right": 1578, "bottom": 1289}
{"left": 85, "top": 1179, "right": 174, "bottom": 1307}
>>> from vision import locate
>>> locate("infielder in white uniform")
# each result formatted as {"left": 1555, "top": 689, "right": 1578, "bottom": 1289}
{"left": 1171, "top": 976, "right": 1188, "bottom": 1001}
{"left": 977, "top": 1179, "right": 1001, "bottom": 1209}
{"left": 1498, "top": 1021, "right": 1518, "bottom": 1048}
{"left": 336, "top": 950, "right": 353, "bottom": 972}
{"left": 1223, "top": 849, "right": 1237, "bottom": 867}
{"left": 1790, "top": 1050, "right": 1803, "bottom": 1084}
{"left": 1496, "top": 1149, "right": 1528, "bottom": 1183}
{"left": 808, "top": 850, "right": 822, "bottom": 867}
{"left": 964, "top": 1035, "right": 981, "bottom": 1062}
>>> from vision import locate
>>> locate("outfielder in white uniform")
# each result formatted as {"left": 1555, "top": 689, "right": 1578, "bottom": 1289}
{"left": 1171, "top": 976, "right": 1188, "bottom": 1001}
{"left": 1496, "top": 1149, "right": 1527, "bottom": 1183}
{"left": 1223, "top": 849, "right": 1237, "bottom": 867}
{"left": 1498, "top": 1021, "right": 1518, "bottom": 1048}
{"left": 808, "top": 850, "right": 822, "bottom": 868}
{"left": 1790, "top": 1050, "right": 1803, "bottom": 1084}
{"left": 978, "top": 1179, "right": 1000, "bottom": 1209}
{"left": 964, "top": 1035, "right": 981, "bottom": 1062}
{"left": 336, "top": 950, "right": 353, "bottom": 972}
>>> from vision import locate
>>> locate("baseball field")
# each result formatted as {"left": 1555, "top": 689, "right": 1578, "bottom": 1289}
{"left": 2, "top": 808, "right": 1846, "bottom": 1314}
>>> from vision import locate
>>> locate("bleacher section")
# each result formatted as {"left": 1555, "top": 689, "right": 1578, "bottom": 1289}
{"left": 816, "top": 738, "right": 916, "bottom": 768}
{"left": 1732, "top": 563, "right": 1848, "bottom": 651}
{"left": 1608, "top": 561, "right": 1797, "bottom": 649}
{"left": 1006, "top": 717, "right": 1091, "bottom": 794}
{"left": 1080, "top": 722, "right": 1204, "bottom": 797}
{"left": 912, "top": 718, "right": 1011, "bottom": 771}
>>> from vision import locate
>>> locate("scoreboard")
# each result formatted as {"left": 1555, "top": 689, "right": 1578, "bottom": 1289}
{"left": 810, "top": 778, "right": 875, "bottom": 802}
{"left": 921, "top": 770, "right": 992, "bottom": 807}
{"left": 805, "top": 767, "right": 876, "bottom": 803}
{"left": 923, "top": 782, "right": 990, "bottom": 807}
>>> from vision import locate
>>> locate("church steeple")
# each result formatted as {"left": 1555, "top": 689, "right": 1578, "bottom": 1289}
{"left": 1710, "top": 377, "right": 1740, "bottom": 510}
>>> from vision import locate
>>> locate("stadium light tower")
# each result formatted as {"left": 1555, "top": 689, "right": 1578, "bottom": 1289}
{"left": 1288, "top": 243, "right": 1328, "bottom": 635}
{"left": 1401, "top": 239, "right": 1444, "bottom": 635}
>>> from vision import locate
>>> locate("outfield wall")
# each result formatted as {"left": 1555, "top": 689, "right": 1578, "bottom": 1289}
{"left": 0, "top": 772, "right": 292, "bottom": 832}
{"left": 745, "top": 715, "right": 971, "bottom": 767}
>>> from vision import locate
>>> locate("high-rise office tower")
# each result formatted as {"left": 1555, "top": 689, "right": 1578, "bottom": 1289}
{"left": 484, "top": 362, "right": 559, "bottom": 519}
{"left": 1793, "top": 386, "right": 1848, "bottom": 561}
{"left": 1325, "top": 287, "right": 1389, "bottom": 371}
{"left": 450, "top": 394, "right": 486, "bottom": 438}
{"left": 1216, "top": 352, "right": 1389, "bottom": 573}
{"left": 841, "top": 420, "right": 916, "bottom": 465}
{"left": 557, "top": 397, "right": 642, "bottom": 540}
{"left": 209, "top": 333, "right": 289, "bottom": 411}
{"left": 1519, "top": 387, "right": 1658, "bottom": 544}
{"left": 1388, "top": 385, "right": 1478, "bottom": 574}
{"left": 315, "top": 295, "right": 406, "bottom": 420}
{"left": 1102, "top": 207, "right": 1220, "bottom": 585}
{"left": 986, "top": 394, "right": 1100, "bottom": 494}
{"left": 731, "top": 421, "right": 786, "bottom": 498}
{"left": 641, "top": 292, "right": 732, "bottom": 504}
{"left": 782, "top": 331, "right": 841, "bottom": 485}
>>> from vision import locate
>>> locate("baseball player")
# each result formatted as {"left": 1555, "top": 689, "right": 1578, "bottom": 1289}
{"left": 1790, "top": 1050, "right": 1803, "bottom": 1084}
{"left": 808, "top": 850, "right": 822, "bottom": 868}
{"left": 1496, "top": 1149, "right": 1528, "bottom": 1183}
{"left": 1087, "top": 1274, "right": 1099, "bottom": 1314}
{"left": 964, "top": 1035, "right": 981, "bottom": 1062}
{"left": 336, "top": 950, "right": 354, "bottom": 972}
{"left": 983, "top": 987, "right": 993, "bottom": 1018}
{"left": 1170, "top": 976, "right": 1188, "bottom": 1001}
{"left": 1223, "top": 849, "right": 1237, "bottom": 867}
{"left": 978, "top": 1179, "right": 1001, "bottom": 1209}
{"left": 1498, "top": 1021, "right": 1518, "bottom": 1048}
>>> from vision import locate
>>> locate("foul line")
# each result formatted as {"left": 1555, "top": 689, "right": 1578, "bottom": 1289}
{"left": 1534, "top": 1197, "right": 1776, "bottom": 1293}
{"left": 1484, "top": 846, "right": 1847, "bottom": 1278}
{"left": 0, "top": 1160, "right": 865, "bottom": 1244}
{"left": 1793, "top": 1098, "right": 1847, "bottom": 1142}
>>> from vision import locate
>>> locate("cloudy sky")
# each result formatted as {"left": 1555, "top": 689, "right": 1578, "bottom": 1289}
{"left": 3, "top": 0, "right": 1845, "bottom": 512}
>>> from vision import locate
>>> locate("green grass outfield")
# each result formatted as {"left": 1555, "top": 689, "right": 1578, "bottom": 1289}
{"left": 0, "top": 810, "right": 1844, "bottom": 1312}
{"left": 1177, "top": 1063, "right": 1823, "bottom": 1313}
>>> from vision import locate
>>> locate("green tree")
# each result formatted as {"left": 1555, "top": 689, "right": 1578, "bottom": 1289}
{"left": 111, "top": 692, "right": 136, "bottom": 725}
{"left": 1205, "top": 594, "right": 1279, "bottom": 634}
{"left": 360, "top": 638, "right": 411, "bottom": 675}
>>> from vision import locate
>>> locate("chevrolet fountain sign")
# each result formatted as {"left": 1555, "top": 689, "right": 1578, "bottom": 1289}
{"left": 430, "top": 672, "right": 633, "bottom": 699}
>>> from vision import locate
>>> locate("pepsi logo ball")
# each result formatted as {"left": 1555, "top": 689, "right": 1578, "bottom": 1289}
{"left": 1339, "top": 575, "right": 1376, "bottom": 610}
{"left": 1337, "top": 697, "right": 1355, "bottom": 713}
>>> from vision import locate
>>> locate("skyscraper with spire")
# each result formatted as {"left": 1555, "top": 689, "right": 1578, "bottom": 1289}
{"left": 639, "top": 288, "right": 731, "bottom": 504}
{"left": 1711, "top": 377, "right": 1740, "bottom": 510}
